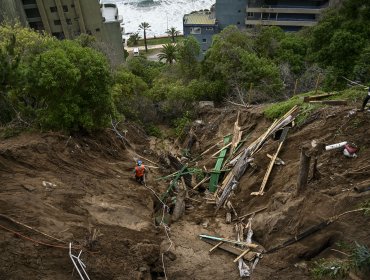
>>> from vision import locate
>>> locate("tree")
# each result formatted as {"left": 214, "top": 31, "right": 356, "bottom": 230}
{"left": 127, "top": 32, "right": 140, "bottom": 46}
{"left": 177, "top": 36, "right": 200, "bottom": 79}
{"left": 166, "top": 27, "right": 180, "bottom": 43}
{"left": 158, "top": 43, "right": 177, "bottom": 64}
{"left": 139, "top": 22, "right": 151, "bottom": 52}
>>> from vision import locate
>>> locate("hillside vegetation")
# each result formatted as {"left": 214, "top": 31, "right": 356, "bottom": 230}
{"left": 0, "top": 0, "right": 369, "bottom": 134}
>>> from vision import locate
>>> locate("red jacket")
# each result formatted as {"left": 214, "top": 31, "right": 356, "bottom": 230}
{"left": 135, "top": 165, "right": 145, "bottom": 177}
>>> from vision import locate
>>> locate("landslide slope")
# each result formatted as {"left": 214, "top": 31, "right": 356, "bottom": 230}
{"left": 0, "top": 130, "right": 164, "bottom": 280}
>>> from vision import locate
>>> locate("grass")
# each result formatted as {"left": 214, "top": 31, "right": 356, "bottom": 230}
{"left": 132, "top": 36, "right": 183, "bottom": 47}
{"left": 263, "top": 87, "right": 366, "bottom": 125}
{"left": 311, "top": 242, "right": 370, "bottom": 279}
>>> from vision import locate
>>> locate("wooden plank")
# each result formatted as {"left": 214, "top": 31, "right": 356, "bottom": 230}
{"left": 192, "top": 176, "right": 210, "bottom": 190}
{"left": 303, "top": 92, "right": 337, "bottom": 102}
{"left": 199, "top": 234, "right": 259, "bottom": 249}
{"left": 233, "top": 249, "right": 250, "bottom": 262}
{"left": 209, "top": 135, "right": 232, "bottom": 192}
{"left": 233, "top": 207, "right": 268, "bottom": 221}
{"left": 200, "top": 238, "right": 257, "bottom": 261}
{"left": 200, "top": 140, "right": 224, "bottom": 156}
{"left": 209, "top": 241, "right": 223, "bottom": 253}
{"left": 251, "top": 127, "right": 289, "bottom": 196}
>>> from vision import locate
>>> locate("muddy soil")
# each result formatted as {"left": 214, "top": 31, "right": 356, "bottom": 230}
{"left": 0, "top": 106, "right": 369, "bottom": 280}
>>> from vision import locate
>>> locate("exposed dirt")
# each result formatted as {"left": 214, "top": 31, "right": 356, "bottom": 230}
{"left": 0, "top": 105, "right": 369, "bottom": 280}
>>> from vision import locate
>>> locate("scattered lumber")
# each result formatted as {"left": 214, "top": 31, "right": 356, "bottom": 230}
{"left": 233, "top": 207, "right": 267, "bottom": 222}
{"left": 303, "top": 92, "right": 337, "bottom": 102}
{"left": 309, "top": 100, "right": 347, "bottom": 106}
{"left": 251, "top": 127, "right": 289, "bottom": 196}
{"left": 192, "top": 176, "right": 210, "bottom": 190}
{"left": 215, "top": 106, "right": 299, "bottom": 211}
{"left": 199, "top": 234, "right": 259, "bottom": 249}
{"left": 200, "top": 140, "right": 223, "bottom": 156}
{"left": 200, "top": 238, "right": 257, "bottom": 262}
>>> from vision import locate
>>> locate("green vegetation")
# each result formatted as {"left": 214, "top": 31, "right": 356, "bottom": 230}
{"left": 1, "top": 0, "right": 369, "bottom": 136}
{"left": 311, "top": 242, "right": 370, "bottom": 279}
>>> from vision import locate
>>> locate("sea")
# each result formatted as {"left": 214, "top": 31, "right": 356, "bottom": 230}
{"left": 114, "top": 0, "right": 215, "bottom": 37}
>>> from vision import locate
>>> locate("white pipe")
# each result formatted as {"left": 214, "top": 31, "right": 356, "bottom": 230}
{"left": 325, "top": 141, "right": 348, "bottom": 151}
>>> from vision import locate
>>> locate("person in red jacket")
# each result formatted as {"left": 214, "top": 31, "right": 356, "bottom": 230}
{"left": 134, "top": 160, "right": 146, "bottom": 184}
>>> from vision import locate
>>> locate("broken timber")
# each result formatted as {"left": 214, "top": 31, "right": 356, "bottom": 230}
{"left": 199, "top": 234, "right": 259, "bottom": 249}
{"left": 209, "top": 135, "right": 232, "bottom": 192}
{"left": 251, "top": 126, "right": 289, "bottom": 196}
{"left": 216, "top": 106, "right": 299, "bottom": 212}
{"left": 200, "top": 238, "right": 258, "bottom": 262}
{"left": 303, "top": 92, "right": 337, "bottom": 102}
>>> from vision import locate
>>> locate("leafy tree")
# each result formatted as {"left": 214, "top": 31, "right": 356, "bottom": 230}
{"left": 353, "top": 45, "right": 370, "bottom": 83}
{"left": 23, "top": 40, "right": 114, "bottom": 131}
{"left": 254, "top": 26, "right": 285, "bottom": 59}
{"left": 158, "top": 43, "right": 177, "bottom": 64}
{"left": 166, "top": 27, "right": 180, "bottom": 43}
{"left": 177, "top": 36, "right": 200, "bottom": 79}
{"left": 127, "top": 32, "right": 141, "bottom": 46}
{"left": 112, "top": 68, "right": 148, "bottom": 120}
{"left": 139, "top": 22, "right": 151, "bottom": 52}
{"left": 126, "top": 56, "right": 163, "bottom": 86}
{"left": 277, "top": 34, "right": 308, "bottom": 74}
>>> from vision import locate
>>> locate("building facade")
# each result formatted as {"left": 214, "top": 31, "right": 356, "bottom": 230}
{"left": 0, "top": 0, "right": 124, "bottom": 65}
{"left": 215, "top": 0, "right": 247, "bottom": 30}
{"left": 184, "top": 0, "right": 334, "bottom": 57}
{"left": 183, "top": 10, "right": 218, "bottom": 57}
{"left": 245, "top": 0, "right": 332, "bottom": 31}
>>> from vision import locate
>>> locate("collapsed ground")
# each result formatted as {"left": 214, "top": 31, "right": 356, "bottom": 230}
{"left": 0, "top": 104, "right": 369, "bottom": 279}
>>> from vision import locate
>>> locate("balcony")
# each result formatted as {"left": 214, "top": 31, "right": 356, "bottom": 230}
{"left": 247, "top": 6, "right": 326, "bottom": 15}
{"left": 245, "top": 18, "right": 317, "bottom": 27}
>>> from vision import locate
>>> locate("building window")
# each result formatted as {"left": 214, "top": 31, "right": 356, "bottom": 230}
{"left": 52, "top": 32, "right": 65, "bottom": 40}
{"left": 190, "top": 27, "right": 201, "bottom": 34}
{"left": 54, "top": 20, "right": 61, "bottom": 25}
{"left": 247, "top": 12, "right": 254, "bottom": 17}
{"left": 66, "top": 19, "right": 72, "bottom": 25}
{"left": 202, "top": 38, "right": 207, "bottom": 43}
{"left": 25, "top": 8, "right": 41, "bottom": 18}
{"left": 206, "top": 27, "right": 213, "bottom": 31}
{"left": 22, "top": 0, "right": 36, "bottom": 5}
{"left": 238, "top": 10, "right": 241, "bottom": 13}
{"left": 63, "top": 5, "right": 68, "bottom": 12}
{"left": 50, "top": 6, "right": 57, "bottom": 13}
{"left": 237, "top": 21, "right": 241, "bottom": 25}
{"left": 71, "top": 4, "right": 75, "bottom": 8}
{"left": 29, "top": 21, "right": 44, "bottom": 31}
{"left": 95, "top": 28, "right": 100, "bottom": 32}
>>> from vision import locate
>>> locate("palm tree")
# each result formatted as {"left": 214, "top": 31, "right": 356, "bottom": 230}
{"left": 158, "top": 43, "right": 177, "bottom": 64}
{"left": 138, "top": 22, "right": 151, "bottom": 52}
{"left": 166, "top": 27, "right": 180, "bottom": 43}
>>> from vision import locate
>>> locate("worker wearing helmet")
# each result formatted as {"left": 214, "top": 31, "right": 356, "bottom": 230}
{"left": 134, "top": 160, "right": 146, "bottom": 184}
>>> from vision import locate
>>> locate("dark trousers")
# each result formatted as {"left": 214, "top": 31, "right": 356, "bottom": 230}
{"left": 362, "top": 94, "right": 370, "bottom": 110}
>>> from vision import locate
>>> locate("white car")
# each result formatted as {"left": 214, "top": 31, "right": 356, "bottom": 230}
{"left": 133, "top": 48, "right": 140, "bottom": 57}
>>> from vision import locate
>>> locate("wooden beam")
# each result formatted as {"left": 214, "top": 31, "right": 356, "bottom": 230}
{"left": 201, "top": 238, "right": 257, "bottom": 261}
{"left": 233, "top": 249, "right": 250, "bottom": 262}
{"left": 303, "top": 92, "right": 337, "bottom": 102}
{"left": 209, "top": 241, "right": 223, "bottom": 253}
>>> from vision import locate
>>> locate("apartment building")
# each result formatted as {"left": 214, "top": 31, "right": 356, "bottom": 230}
{"left": 183, "top": 9, "right": 218, "bottom": 57}
{"left": 214, "top": 0, "right": 334, "bottom": 32}
{"left": 0, "top": 0, "right": 124, "bottom": 65}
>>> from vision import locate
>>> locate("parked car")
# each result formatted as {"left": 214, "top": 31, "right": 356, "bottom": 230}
{"left": 133, "top": 48, "right": 140, "bottom": 57}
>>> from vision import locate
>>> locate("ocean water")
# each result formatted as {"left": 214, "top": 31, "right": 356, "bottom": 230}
{"left": 115, "top": 0, "right": 215, "bottom": 37}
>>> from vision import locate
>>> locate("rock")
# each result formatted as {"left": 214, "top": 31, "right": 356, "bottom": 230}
{"left": 22, "top": 184, "right": 35, "bottom": 192}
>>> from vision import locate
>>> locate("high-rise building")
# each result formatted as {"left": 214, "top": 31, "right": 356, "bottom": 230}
{"left": 0, "top": 0, "right": 124, "bottom": 66}
{"left": 244, "top": 0, "right": 333, "bottom": 31}
{"left": 183, "top": 0, "right": 335, "bottom": 57}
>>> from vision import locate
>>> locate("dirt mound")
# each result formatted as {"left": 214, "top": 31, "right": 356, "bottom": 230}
{"left": 0, "top": 131, "right": 164, "bottom": 279}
